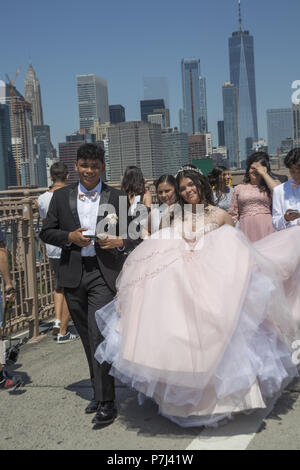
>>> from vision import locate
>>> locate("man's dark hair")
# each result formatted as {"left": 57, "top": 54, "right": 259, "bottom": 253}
{"left": 50, "top": 162, "right": 69, "bottom": 183}
{"left": 284, "top": 148, "right": 300, "bottom": 168}
{"left": 77, "top": 143, "right": 105, "bottom": 163}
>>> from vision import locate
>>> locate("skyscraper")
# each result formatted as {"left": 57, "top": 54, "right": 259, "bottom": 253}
{"left": 140, "top": 99, "right": 165, "bottom": 122}
{"left": 0, "top": 104, "right": 11, "bottom": 190}
{"left": 228, "top": 0, "right": 258, "bottom": 166}
{"left": 267, "top": 108, "right": 293, "bottom": 155}
{"left": 109, "top": 105, "right": 125, "bottom": 124}
{"left": 161, "top": 128, "right": 189, "bottom": 174}
{"left": 108, "top": 121, "right": 163, "bottom": 182}
{"left": 217, "top": 121, "right": 225, "bottom": 147}
{"left": 222, "top": 82, "right": 239, "bottom": 168}
{"left": 181, "top": 58, "right": 208, "bottom": 136}
{"left": 34, "top": 125, "right": 54, "bottom": 187}
{"left": 4, "top": 85, "right": 36, "bottom": 186}
{"left": 24, "top": 63, "right": 44, "bottom": 126}
{"left": 77, "top": 74, "right": 110, "bottom": 130}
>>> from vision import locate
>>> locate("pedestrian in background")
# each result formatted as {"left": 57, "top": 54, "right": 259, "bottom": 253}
{"left": 272, "top": 148, "right": 300, "bottom": 230}
{"left": 38, "top": 162, "right": 78, "bottom": 344}
{"left": 229, "top": 152, "right": 280, "bottom": 242}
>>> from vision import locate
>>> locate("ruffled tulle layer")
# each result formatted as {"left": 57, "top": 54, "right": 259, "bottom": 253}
{"left": 95, "top": 225, "right": 300, "bottom": 427}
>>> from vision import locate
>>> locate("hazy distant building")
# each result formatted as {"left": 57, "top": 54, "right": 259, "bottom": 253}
{"left": 24, "top": 63, "right": 44, "bottom": 126}
{"left": 77, "top": 74, "right": 109, "bottom": 130}
{"left": 267, "top": 108, "right": 292, "bottom": 155}
{"left": 181, "top": 58, "right": 208, "bottom": 135}
{"left": 217, "top": 121, "right": 225, "bottom": 147}
{"left": 108, "top": 121, "right": 163, "bottom": 182}
{"left": 143, "top": 77, "right": 169, "bottom": 108}
{"left": 280, "top": 137, "right": 293, "bottom": 154}
{"left": 161, "top": 128, "right": 189, "bottom": 174}
{"left": 109, "top": 105, "right": 125, "bottom": 124}
{"left": 228, "top": 2, "right": 258, "bottom": 165}
{"left": 222, "top": 82, "right": 239, "bottom": 168}
{"left": 0, "top": 104, "right": 11, "bottom": 190}
{"left": 59, "top": 130, "right": 97, "bottom": 183}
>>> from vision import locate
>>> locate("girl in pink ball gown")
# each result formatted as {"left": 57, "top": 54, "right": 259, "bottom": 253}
{"left": 95, "top": 167, "right": 300, "bottom": 428}
{"left": 229, "top": 152, "right": 280, "bottom": 242}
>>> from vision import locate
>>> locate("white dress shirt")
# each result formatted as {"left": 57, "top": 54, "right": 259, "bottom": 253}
{"left": 78, "top": 180, "right": 102, "bottom": 257}
{"left": 272, "top": 179, "right": 300, "bottom": 230}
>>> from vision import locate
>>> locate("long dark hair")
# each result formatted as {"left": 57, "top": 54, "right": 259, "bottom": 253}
{"left": 121, "top": 166, "right": 146, "bottom": 198}
{"left": 208, "top": 165, "right": 229, "bottom": 197}
{"left": 244, "top": 152, "right": 272, "bottom": 195}
{"left": 176, "top": 169, "right": 215, "bottom": 208}
{"left": 155, "top": 174, "right": 179, "bottom": 204}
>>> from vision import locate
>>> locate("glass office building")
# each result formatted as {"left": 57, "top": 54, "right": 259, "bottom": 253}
{"left": 181, "top": 59, "right": 208, "bottom": 136}
{"left": 222, "top": 82, "right": 239, "bottom": 168}
{"left": 229, "top": 29, "right": 258, "bottom": 166}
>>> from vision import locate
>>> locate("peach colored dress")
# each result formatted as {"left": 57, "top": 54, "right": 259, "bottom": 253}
{"left": 229, "top": 184, "right": 276, "bottom": 242}
{"left": 95, "top": 207, "right": 300, "bottom": 427}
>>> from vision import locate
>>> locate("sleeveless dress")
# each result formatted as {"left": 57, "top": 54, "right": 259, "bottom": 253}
{"left": 95, "top": 207, "right": 300, "bottom": 427}
{"left": 229, "top": 184, "right": 277, "bottom": 242}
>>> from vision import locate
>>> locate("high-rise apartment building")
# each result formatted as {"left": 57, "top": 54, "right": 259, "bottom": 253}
{"left": 0, "top": 104, "right": 11, "bottom": 190}
{"left": 228, "top": 0, "right": 258, "bottom": 166}
{"left": 77, "top": 74, "right": 109, "bottom": 130}
{"left": 267, "top": 108, "right": 293, "bottom": 155}
{"left": 109, "top": 105, "right": 125, "bottom": 124}
{"left": 24, "top": 63, "right": 44, "bottom": 126}
{"left": 222, "top": 82, "right": 239, "bottom": 168}
{"left": 108, "top": 121, "right": 163, "bottom": 182}
{"left": 188, "top": 133, "right": 213, "bottom": 163}
{"left": 4, "top": 84, "right": 37, "bottom": 186}
{"left": 161, "top": 128, "right": 189, "bottom": 175}
{"left": 181, "top": 58, "right": 208, "bottom": 136}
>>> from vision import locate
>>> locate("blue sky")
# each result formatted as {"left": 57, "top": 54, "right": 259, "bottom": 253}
{"left": 1, "top": 0, "right": 299, "bottom": 150}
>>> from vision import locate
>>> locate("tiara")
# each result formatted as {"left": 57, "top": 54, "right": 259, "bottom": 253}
{"left": 175, "top": 166, "right": 204, "bottom": 178}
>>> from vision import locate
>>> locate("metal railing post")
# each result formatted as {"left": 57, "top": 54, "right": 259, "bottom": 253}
{"left": 22, "top": 198, "right": 39, "bottom": 338}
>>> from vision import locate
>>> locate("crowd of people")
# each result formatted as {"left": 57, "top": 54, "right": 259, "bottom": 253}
{"left": 1, "top": 143, "right": 300, "bottom": 430}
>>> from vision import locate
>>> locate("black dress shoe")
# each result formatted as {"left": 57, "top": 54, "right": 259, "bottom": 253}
{"left": 85, "top": 399, "right": 100, "bottom": 414}
{"left": 92, "top": 401, "right": 117, "bottom": 425}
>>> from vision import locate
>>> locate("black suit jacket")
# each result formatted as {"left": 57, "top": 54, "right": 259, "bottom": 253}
{"left": 40, "top": 182, "right": 139, "bottom": 292}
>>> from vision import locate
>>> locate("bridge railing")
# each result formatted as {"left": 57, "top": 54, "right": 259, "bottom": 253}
{"left": 0, "top": 190, "right": 55, "bottom": 339}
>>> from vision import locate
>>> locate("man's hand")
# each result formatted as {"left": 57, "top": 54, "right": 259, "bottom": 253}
{"left": 67, "top": 228, "right": 91, "bottom": 247}
{"left": 284, "top": 209, "right": 300, "bottom": 222}
{"left": 251, "top": 162, "right": 267, "bottom": 176}
{"left": 96, "top": 234, "right": 124, "bottom": 250}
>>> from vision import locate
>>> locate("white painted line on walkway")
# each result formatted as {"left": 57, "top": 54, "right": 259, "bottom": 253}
{"left": 185, "top": 393, "right": 280, "bottom": 451}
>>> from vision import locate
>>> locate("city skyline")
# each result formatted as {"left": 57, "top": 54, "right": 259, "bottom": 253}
{"left": 1, "top": 0, "right": 299, "bottom": 154}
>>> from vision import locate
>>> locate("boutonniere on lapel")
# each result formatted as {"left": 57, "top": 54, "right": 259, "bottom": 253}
{"left": 104, "top": 213, "right": 118, "bottom": 225}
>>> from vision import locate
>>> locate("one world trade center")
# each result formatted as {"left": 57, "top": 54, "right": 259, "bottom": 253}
{"left": 229, "top": 0, "right": 258, "bottom": 167}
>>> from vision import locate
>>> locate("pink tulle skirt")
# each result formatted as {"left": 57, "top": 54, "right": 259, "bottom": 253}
{"left": 95, "top": 225, "right": 300, "bottom": 427}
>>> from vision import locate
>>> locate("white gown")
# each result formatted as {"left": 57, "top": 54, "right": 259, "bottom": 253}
{"left": 95, "top": 207, "right": 300, "bottom": 427}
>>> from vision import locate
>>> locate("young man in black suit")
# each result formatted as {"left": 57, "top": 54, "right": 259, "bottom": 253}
{"left": 40, "top": 143, "right": 139, "bottom": 425}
